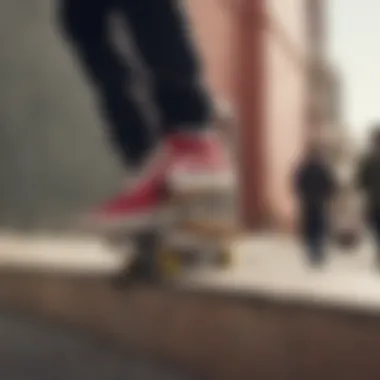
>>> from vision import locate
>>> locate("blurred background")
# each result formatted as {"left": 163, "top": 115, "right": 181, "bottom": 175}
{"left": 2, "top": 1, "right": 380, "bottom": 379}
{"left": 0, "top": 0, "right": 124, "bottom": 231}
{"left": 0, "top": 0, "right": 342, "bottom": 232}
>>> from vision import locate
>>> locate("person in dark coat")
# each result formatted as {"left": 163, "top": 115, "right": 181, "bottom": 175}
{"left": 356, "top": 126, "right": 380, "bottom": 266}
{"left": 294, "top": 144, "right": 337, "bottom": 266}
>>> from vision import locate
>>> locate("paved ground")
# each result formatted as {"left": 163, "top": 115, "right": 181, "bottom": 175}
{"left": 0, "top": 312, "right": 198, "bottom": 380}
{"left": 179, "top": 234, "right": 380, "bottom": 313}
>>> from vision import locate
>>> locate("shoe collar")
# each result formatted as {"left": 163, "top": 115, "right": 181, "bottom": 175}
{"left": 125, "top": 143, "right": 170, "bottom": 190}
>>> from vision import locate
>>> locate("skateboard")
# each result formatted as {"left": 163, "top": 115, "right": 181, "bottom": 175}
{"left": 106, "top": 189, "right": 239, "bottom": 284}
{"left": 107, "top": 109, "right": 240, "bottom": 283}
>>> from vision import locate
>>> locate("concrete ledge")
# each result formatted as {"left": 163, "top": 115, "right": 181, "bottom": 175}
{"left": 1, "top": 232, "right": 380, "bottom": 379}
{"left": 2, "top": 232, "right": 380, "bottom": 317}
{"left": 1, "top": 270, "right": 380, "bottom": 380}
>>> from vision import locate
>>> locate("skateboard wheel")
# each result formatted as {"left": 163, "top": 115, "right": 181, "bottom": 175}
{"left": 159, "top": 249, "right": 181, "bottom": 276}
{"left": 219, "top": 247, "right": 232, "bottom": 268}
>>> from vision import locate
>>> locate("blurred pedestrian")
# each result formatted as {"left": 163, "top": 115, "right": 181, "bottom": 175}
{"left": 294, "top": 143, "right": 337, "bottom": 266}
{"left": 331, "top": 185, "right": 362, "bottom": 251}
{"left": 356, "top": 125, "right": 380, "bottom": 266}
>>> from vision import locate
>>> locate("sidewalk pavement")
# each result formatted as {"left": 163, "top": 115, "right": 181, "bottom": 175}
{"left": 0, "top": 231, "right": 380, "bottom": 313}
{"left": 180, "top": 234, "right": 380, "bottom": 314}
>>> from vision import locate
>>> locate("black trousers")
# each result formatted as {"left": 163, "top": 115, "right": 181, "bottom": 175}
{"left": 300, "top": 209, "right": 328, "bottom": 265}
{"left": 59, "top": 0, "right": 212, "bottom": 166}
{"left": 367, "top": 207, "right": 380, "bottom": 251}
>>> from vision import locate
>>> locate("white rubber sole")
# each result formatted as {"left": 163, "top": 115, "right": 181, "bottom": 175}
{"left": 168, "top": 170, "right": 236, "bottom": 195}
{"left": 78, "top": 170, "right": 236, "bottom": 237}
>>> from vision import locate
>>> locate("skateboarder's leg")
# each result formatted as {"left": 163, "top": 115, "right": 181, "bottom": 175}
{"left": 118, "top": 0, "right": 211, "bottom": 132}
{"left": 118, "top": 0, "right": 234, "bottom": 195}
{"left": 60, "top": 0, "right": 169, "bottom": 229}
{"left": 59, "top": 0, "right": 152, "bottom": 166}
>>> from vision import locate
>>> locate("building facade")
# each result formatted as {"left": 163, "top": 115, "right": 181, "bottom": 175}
{"left": 188, "top": 0, "right": 321, "bottom": 230}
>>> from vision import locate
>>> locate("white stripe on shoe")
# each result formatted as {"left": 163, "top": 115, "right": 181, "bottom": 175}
{"left": 168, "top": 170, "right": 236, "bottom": 194}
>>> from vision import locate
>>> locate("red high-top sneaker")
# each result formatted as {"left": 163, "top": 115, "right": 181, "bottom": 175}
{"left": 85, "top": 146, "right": 172, "bottom": 231}
{"left": 166, "top": 131, "right": 234, "bottom": 194}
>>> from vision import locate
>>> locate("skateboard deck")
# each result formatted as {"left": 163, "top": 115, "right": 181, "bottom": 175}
{"left": 104, "top": 178, "right": 239, "bottom": 284}
{"left": 107, "top": 111, "right": 240, "bottom": 282}
{"left": 106, "top": 210, "right": 239, "bottom": 283}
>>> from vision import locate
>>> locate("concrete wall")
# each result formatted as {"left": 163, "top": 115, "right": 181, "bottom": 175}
{"left": 0, "top": 0, "right": 127, "bottom": 230}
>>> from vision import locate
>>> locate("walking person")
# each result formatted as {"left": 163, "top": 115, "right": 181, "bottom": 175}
{"left": 356, "top": 126, "right": 380, "bottom": 267}
{"left": 294, "top": 143, "right": 337, "bottom": 266}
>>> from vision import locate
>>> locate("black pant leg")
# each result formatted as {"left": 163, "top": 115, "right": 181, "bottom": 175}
{"left": 301, "top": 210, "right": 326, "bottom": 265}
{"left": 59, "top": 0, "right": 153, "bottom": 166}
{"left": 116, "top": 0, "right": 212, "bottom": 134}
{"left": 368, "top": 207, "right": 380, "bottom": 255}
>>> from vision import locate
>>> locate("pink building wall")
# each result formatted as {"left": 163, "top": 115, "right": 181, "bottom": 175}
{"left": 187, "top": 0, "right": 311, "bottom": 230}
{"left": 186, "top": 0, "right": 238, "bottom": 106}
{"left": 264, "top": 0, "right": 308, "bottom": 229}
